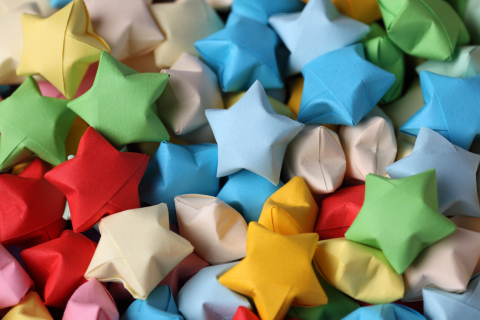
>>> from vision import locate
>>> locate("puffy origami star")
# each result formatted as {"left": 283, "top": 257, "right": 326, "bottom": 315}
{"left": 401, "top": 72, "right": 480, "bottom": 150}
{"left": 315, "top": 238, "right": 404, "bottom": 304}
{"left": 345, "top": 170, "right": 457, "bottom": 274}
{"left": 216, "top": 170, "right": 284, "bottom": 223}
{"left": 230, "top": 0, "right": 305, "bottom": 24}
{"left": 178, "top": 265, "right": 252, "bottom": 320}
{"left": 21, "top": 230, "right": 97, "bottom": 309}
{"left": 416, "top": 46, "right": 480, "bottom": 78}
{"left": 84, "top": 0, "right": 164, "bottom": 60}
{"left": 3, "top": 292, "right": 53, "bottom": 320}
{"left": 283, "top": 125, "right": 346, "bottom": 194}
{"left": 330, "top": 0, "right": 381, "bottom": 24}
{"left": 0, "top": 159, "right": 66, "bottom": 248}
{"left": 174, "top": 195, "right": 247, "bottom": 264}
{"left": 0, "top": 3, "right": 40, "bottom": 84}
{"left": 387, "top": 128, "right": 480, "bottom": 217}
{"left": 45, "top": 128, "right": 150, "bottom": 233}
{"left": 138, "top": 142, "right": 219, "bottom": 214}
{"left": 219, "top": 222, "right": 327, "bottom": 320}
{"left": 0, "top": 77, "right": 76, "bottom": 171}
{"left": 258, "top": 176, "right": 318, "bottom": 235}
{"left": 423, "top": 274, "right": 480, "bottom": 320}
{"left": 206, "top": 80, "right": 303, "bottom": 185}
{"left": 67, "top": 51, "right": 170, "bottom": 148}
{"left": 122, "top": 285, "right": 182, "bottom": 320}
{"left": 195, "top": 17, "right": 283, "bottom": 92}
{"left": 297, "top": 44, "right": 395, "bottom": 126}
{"left": 403, "top": 228, "right": 480, "bottom": 301}
{"left": 378, "top": 0, "right": 469, "bottom": 60}
{"left": 342, "top": 304, "right": 426, "bottom": 320}
{"left": 63, "top": 279, "right": 118, "bottom": 320}
{"left": 151, "top": 0, "right": 224, "bottom": 69}
{"left": 157, "top": 53, "right": 223, "bottom": 137}
{"left": 16, "top": 0, "right": 111, "bottom": 99}
{"left": 85, "top": 204, "right": 194, "bottom": 300}
{"left": 50, "top": 0, "right": 71, "bottom": 8}
{"left": 268, "top": 0, "right": 370, "bottom": 75}
{"left": 0, "top": 0, "right": 57, "bottom": 16}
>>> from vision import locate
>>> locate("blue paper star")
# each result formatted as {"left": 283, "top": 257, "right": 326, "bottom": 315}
{"left": 268, "top": 0, "right": 370, "bottom": 75}
{"left": 387, "top": 127, "right": 480, "bottom": 217}
{"left": 401, "top": 71, "right": 480, "bottom": 150}
{"left": 230, "top": 0, "right": 304, "bottom": 25}
{"left": 50, "top": 0, "right": 71, "bottom": 8}
{"left": 121, "top": 285, "right": 182, "bottom": 320}
{"left": 206, "top": 80, "right": 303, "bottom": 185}
{"left": 297, "top": 44, "right": 395, "bottom": 126}
{"left": 217, "top": 170, "right": 284, "bottom": 223}
{"left": 423, "top": 275, "right": 480, "bottom": 320}
{"left": 138, "top": 142, "right": 220, "bottom": 223}
{"left": 195, "top": 17, "right": 283, "bottom": 92}
{"left": 342, "top": 304, "right": 426, "bottom": 320}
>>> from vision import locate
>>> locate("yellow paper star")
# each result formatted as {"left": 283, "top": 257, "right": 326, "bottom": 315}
{"left": 219, "top": 222, "right": 327, "bottom": 320}
{"left": 16, "top": 0, "right": 110, "bottom": 99}
{"left": 258, "top": 176, "right": 319, "bottom": 236}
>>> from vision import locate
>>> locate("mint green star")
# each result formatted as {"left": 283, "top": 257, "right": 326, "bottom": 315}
{"left": 67, "top": 51, "right": 170, "bottom": 148}
{"left": 0, "top": 77, "right": 76, "bottom": 171}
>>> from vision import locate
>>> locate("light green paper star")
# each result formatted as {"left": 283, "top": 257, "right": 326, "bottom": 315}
{"left": 67, "top": 51, "right": 170, "bottom": 148}
{"left": 345, "top": 169, "right": 457, "bottom": 274}
{"left": 0, "top": 76, "right": 76, "bottom": 171}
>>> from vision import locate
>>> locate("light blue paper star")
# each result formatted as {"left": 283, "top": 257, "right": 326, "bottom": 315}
{"left": 205, "top": 80, "right": 303, "bottom": 185}
{"left": 342, "top": 304, "right": 426, "bottom": 320}
{"left": 230, "top": 0, "right": 304, "bottom": 25}
{"left": 195, "top": 17, "right": 283, "bottom": 92}
{"left": 50, "top": 0, "right": 71, "bottom": 8}
{"left": 121, "top": 285, "right": 183, "bottom": 320}
{"left": 268, "top": 0, "right": 370, "bottom": 75}
{"left": 216, "top": 170, "right": 284, "bottom": 223}
{"left": 138, "top": 142, "right": 220, "bottom": 223}
{"left": 386, "top": 127, "right": 480, "bottom": 217}
{"left": 400, "top": 71, "right": 480, "bottom": 150}
{"left": 177, "top": 263, "right": 251, "bottom": 320}
{"left": 423, "top": 275, "right": 480, "bottom": 320}
{"left": 297, "top": 44, "right": 396, "bottom": 126}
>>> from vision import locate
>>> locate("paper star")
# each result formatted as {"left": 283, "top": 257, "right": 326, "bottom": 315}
{"left": 330, "top": 0, "right": 381, "bottom": 24}
{"left": 157, "top": 52, "right": 223, "bottom": 137}
{"left": 297, "top": 44, "right": 395, "bottom": 126}
{"left": 387, "top": 128, "right": 480, "bottom": 216}
{"left": 85, "top": 204, "right": 194, "bottom": 300}
{"left": 230, "top": 0, "right": 305, "bottom": 24}
{"left": 219, "top": 222, "right": 327, "bottom": 320}
{"left": 151, "top": 0, "right": 224, "bottom": 69}
{"left": 0, "top": 3, "right": 40, "bottom": 84}
{"left": 16, "top": 0, "right": 110, "bottom": 99}
{"left": 0, "top": 0, "right": 58, "bottom": 16}
{"left": 50, "top": 0, "right": 71, "bottom": 7}
{"left": 423, "top": 274, "right": 480, "bottom": 320}
{"left": 206, "top": 80, "right": 303, "bottom": 185}
{"left": 400, "top": 72, "right": 480, "bottom": 150}
{"left": 416, "top": 46, "right": 480, "bottom": 78}
{"left": 216, "top": 170, "right": 284, "bottom": 223}
{"left": 342, "top": 304, "right": 426, "bottom": 320}
{"left": 122, "top": 285, "right": 182, "bottom": 320}
{"left": 84, "top": 0, "right": 164, "bottom": 60}
{"left": 378, "top": 0, "right": 469, "bottom": 60}
{"left": 268, "top": 0, "right": 370, "bottom": 75}
{"left": 403, "top": 228, "right": 480, "bottom": 301}
{"left": 2, "top": 292, "right": 53, "bottom": 320}
{"left": 0, "top": 77, "right": 76, "bottom": 170}
{"left": 345, "top": 169, "right": 457, "bottom": 274}
{"left": 67, "top": 51, "right": 170, "bottom": 148}
{"left": 45, "top": 127, "right": 150, "bottom": 233}
{"left": 258, "top": 176, "right": 319, "bottom": 235}
{"left": 178, "top": 263, "right": 251, "bottom": 320}
{"left": 195, "top": 17, "right": 283, "bottom": 92}
{"left": 174, "top": 195, "right": 247, "bottom": 264}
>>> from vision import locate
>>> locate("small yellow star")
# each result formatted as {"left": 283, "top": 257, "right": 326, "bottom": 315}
{"left": 16, "top": 0, "right": 110, "bottom": 99}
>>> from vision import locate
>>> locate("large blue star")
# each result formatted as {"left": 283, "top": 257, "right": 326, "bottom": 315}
{"left": 401, "top": 71, "right": 480, "bottom": 150}
{"left": 387, "top": 127, "right": 480, "bottom": 217}
{"left": 206, "top": 80, "right": 303, "bottom": 185}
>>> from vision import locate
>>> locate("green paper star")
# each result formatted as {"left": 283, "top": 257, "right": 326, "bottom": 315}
{"left": 345, "top": 169, "right": 456, "bottom": 274}
{"left": 0, "top": 77, "right": 76, "bottom": 171}
{"left": 67, "top": 51, "right": 170, "bottom": 148}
